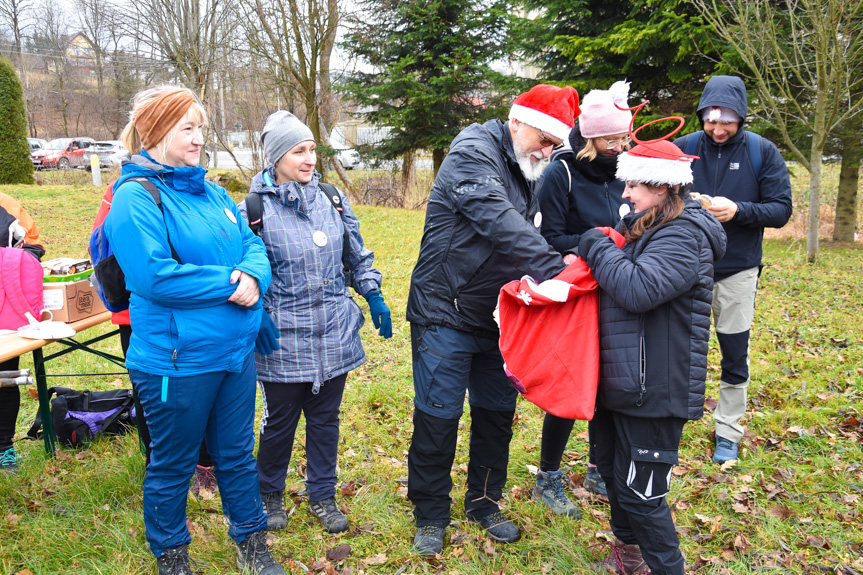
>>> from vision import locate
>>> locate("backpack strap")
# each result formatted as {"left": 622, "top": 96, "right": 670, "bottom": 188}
{"left": 320, "top": 182, "right": 353, "bottom": 289}
{"left": 746, "top": 131, "right": 763, "bottom": 178}
{"left": 120, "top": 177, "right": 182, "bottom": 264}
{"left": 683, "top": 131, "right": 703, "bottom": 156}
{"left": 559, "top": 158, "right": 572, "bottom": 195}
{"left": 245, "top": 192, "right": 265, "bottom": 237}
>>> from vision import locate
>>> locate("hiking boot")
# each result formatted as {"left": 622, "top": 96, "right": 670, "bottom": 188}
{"left": 262, "top": 491, "right": 287, "bottom": 531}
{"left": 467, "top": 510, "right": 521, "bottom": 543}
{"left": 0, "top": 447, "right": 20, "bottom": 473}
{"left": 713, "top": 436, "right": 739, "bottom": 463}
{"left": 236, "top": 529, "right": 287, "bottom": 575}
{"left": 413, "top": 524, "right": 446, "bottom": 556}
{"left": 589, "top": 538, "right": 651, "bottom": 574}
{"left": 309, "top": 497, "right": 348, "bottom": 533}
{"left": 533, "top": 469, "right": 581, "bottom": 517}
{"left": 156, "top": 544, "right": 194, "bottom": 575}
{"left": 190, "top": 465, "right": 218, "bottom": 495}
{"left": 584, "top": 464, "right": 608, "bottom": 497}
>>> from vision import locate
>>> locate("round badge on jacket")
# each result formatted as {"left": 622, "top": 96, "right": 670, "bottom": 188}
{"left": 313, "top": 231, "right": 328, "bottom": 247}
{"left": 534, "top": 212, "right": 542, "bottom": 228}
{"left": 224, "top": 208, "right": 237, "bottom": 224}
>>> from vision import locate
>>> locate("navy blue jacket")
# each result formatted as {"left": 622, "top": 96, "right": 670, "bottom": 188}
{"left": 579, "top": 201, "right": 727, "bottom": 420}
{"left": 673, "top": 75, "right": 792, "bottom": 280}
{"left": 537, "top": 133, "right": 629, "bottom": 255}
{"left": 406, "top": 120, "right": 565, "bottom": 336}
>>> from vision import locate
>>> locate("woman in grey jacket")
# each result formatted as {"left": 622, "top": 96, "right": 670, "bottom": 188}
{"left": 576, "top": 115, "right": 726, "bottom": 575}
{"left": 239, "top": 111, "right": 392, "bottom": 536}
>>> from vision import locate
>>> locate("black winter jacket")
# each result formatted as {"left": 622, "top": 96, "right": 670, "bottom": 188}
{"left": 537, "top": 133, "right": 629, "bottom": 255}
{"left": 406, "top": 120, "right": 565, "bottom": 336}
{"left": 579, "top": 201, "right": 727, "bottom": 420}
{"left": 673, "top": 75, "right": 792, "bottom": 280}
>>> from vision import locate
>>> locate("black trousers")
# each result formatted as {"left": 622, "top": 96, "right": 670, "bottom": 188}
{"left": 593, "top": 409, "right": 687, "bottom": 575}
{"left": 407, "top": 406, "right": 514, "bottom": 526}
{"left": 0, "top": 357, "right": 20, "bottom": 451}
{"left": 540, "top": 413, "right": 598, "bottom": 471}
{"left": 256, "top": 374, "right": 347, "bottom": 501}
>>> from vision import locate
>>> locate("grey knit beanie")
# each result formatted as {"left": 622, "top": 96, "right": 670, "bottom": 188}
{"left": 261, "top": 110, "right": 315, "bottom": 165}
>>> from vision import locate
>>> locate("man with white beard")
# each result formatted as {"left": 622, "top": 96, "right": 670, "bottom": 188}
{"left": 405, "top": 84, "right": 580, "bottom": 556}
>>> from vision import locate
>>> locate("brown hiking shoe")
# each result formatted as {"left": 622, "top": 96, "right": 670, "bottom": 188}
{"left": 589, "top": 539, "right": 651, "bottom": 574}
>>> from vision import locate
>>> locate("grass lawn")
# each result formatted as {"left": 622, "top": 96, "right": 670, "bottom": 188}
{"left": 1, "top": 169, "right": 861, "bottom": 575}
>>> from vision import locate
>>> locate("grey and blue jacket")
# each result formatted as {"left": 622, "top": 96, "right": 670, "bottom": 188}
{"left": 673, "top": 75, "right": 792, "bottom": 280}
{"left": 579, "top": 201, "right": 727, "bottom": 420}
{"left": 239, "top": 167, "right": 382, "bottom": 386}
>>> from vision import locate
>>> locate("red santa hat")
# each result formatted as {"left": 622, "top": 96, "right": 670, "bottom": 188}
{"left": 509, "top": 84, "right": 580, "bottom": 141}
{"left": 615, "top": 102, "right": 699, "bottom": 187}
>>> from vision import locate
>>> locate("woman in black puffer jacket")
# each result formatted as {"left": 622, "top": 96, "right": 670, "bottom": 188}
{"left": 577, "top": 131, "right": 726, "bottom": 575}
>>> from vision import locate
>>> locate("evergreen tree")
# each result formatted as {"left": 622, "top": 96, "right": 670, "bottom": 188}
{"left": 514, "top": 0, "right": 717, "bottom": 130}
{"left": 341, "top": 0, "right": 511, "bottom": 176}
{"left": 0, "top": 57, "right": 34, "bottom": 184}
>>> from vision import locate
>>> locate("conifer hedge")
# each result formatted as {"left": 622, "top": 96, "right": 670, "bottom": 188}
{"left": 0, "top": 57, "right": 34, "bottom": 184}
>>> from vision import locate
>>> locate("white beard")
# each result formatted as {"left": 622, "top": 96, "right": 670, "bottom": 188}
{"left": 512, "top": 130, "right": 549, "bottom": 181}
{"left": 517, "top": 150, "right": 548, "bottom": 182}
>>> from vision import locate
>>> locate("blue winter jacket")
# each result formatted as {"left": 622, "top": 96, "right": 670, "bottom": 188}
{"left": 105, "top": 153, "right": 271, "bottom": 376}
{"left": 579, "top": 201, "right": 727, "bottom": 420}
{"left": 239, "top": 167, "right": 382, "bottom": 386}
{"left": 673, "top": 75, "right": 792, "bottom": 280}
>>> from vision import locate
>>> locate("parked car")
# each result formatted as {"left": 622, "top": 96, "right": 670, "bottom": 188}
{"left": 27, "top": 138, "right": 48, "bottom": 152}
{"left": 92, "top": 140, "right": 127, "bottom": 169}
{"left": 31, "top": 137, "right": 96, "bottom": 170}
{"left": 329, "top": 142, "right": 361, "bottom": 170}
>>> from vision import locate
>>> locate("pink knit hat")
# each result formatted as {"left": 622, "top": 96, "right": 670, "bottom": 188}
{"left": 509, "top": 84, "right": 580, "bottom": 141}
{"left": 579, "top": 81, "right": 633, "bottom": 139}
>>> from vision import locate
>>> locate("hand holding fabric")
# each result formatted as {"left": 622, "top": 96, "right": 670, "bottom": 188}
{"left": 255, "top": 310, "right": 279, "bottom": 355}
{"left": 364, "top": 290, "right": 392, "bottom": 338}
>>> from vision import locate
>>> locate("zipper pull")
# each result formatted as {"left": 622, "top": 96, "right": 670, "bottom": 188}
{"left": 453, "top": 298, "right": 460, "bottom": 312}
{"left": 172, "top": 349, "right": 178, "bottom": 371}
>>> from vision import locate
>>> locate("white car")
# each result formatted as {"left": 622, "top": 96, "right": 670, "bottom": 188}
{"left": 92, "top": 140, "right": 127, "bottom": 168}
{"left": 330, "top": 143, "right": 361, "bottom": 170}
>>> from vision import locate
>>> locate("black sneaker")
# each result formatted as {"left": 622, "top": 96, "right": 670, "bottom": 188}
{"left": 190, "top": 465, "right": 218, "bottom": 496}
{"left": 262, "top": 491, "right": 287, "bottom": 531}
{"left": 413, "top": 525, "right": 446, "bottom": 556}
{"left": 309, "top": 497, "right": 349, "bottom": 533}
{"left": 235, "top": 530, "right": 286, "bottom": 575}
{"left": 467, "top": 510, "right": 521, "bottom": 543}
{"left": 584, "top": 465, "right": 608, "bottom": 497}
{"left": 156, "top": 544, "right": 194, "bottom": 575}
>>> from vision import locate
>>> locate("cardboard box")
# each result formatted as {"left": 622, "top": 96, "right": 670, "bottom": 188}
{"left": 42, "top": 278, "right": 107, "bottom": 323}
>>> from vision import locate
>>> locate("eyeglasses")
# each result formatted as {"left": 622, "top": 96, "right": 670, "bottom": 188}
{"left": 598, "top": 136, "right": 631, "bottom": 149}
{"left": 538, "top": 131, "right": 564, "bottom": 151}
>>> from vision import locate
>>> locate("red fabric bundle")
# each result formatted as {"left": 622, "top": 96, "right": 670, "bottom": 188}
{"left": 497, "top": 227, "right": 625, "bottom": 420}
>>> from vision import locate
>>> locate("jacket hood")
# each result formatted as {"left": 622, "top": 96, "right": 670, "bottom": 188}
{"left": 452, "top": 119, "right": 517, "bottom": 166}
{"left": 677, "top": 200, "right": 727, "bottom": 261}
{"left": 122, "top": 151, "right": 208, "bottom": 195}
{"left": 697, "top": 76, "right": 748, "bottom": 124}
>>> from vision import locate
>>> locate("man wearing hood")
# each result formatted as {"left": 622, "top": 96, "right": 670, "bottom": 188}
{"left": 674, "top": 75, "right": 792, "bottom": 463}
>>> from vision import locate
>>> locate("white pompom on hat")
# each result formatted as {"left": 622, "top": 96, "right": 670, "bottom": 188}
{"left": 579, "top": 80, "right": 633, "bottom": 138}
{"left": 509, "top": 84, "right": 581, "bottom": 141}
{"left": 702, "top": 106, "right": 742, "bottom": 124}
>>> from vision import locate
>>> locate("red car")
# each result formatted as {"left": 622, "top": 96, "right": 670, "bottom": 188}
{"left": 30, "top": 137, "right": 96, "bottom": 170}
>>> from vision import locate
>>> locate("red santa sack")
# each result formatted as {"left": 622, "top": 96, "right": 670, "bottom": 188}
{"left": 497, "top": 227, "right": 625, "bottom": 420}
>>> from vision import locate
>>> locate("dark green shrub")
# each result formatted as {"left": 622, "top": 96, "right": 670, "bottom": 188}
{"left": 0, "top": 57, "right": 34, "bottom": 184}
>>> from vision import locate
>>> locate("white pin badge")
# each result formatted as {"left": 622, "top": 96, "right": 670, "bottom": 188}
{"left": 225, "top": 208, "right": 237, "bottom": 224}
{"left": 534, "top": 212, "right": 543, "bottom": 228}
{"left": 313, "top": 231, "right": 328, "bottom": 247}
{"left": 619, "top": 204, "right": 631, "bottom": 218}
